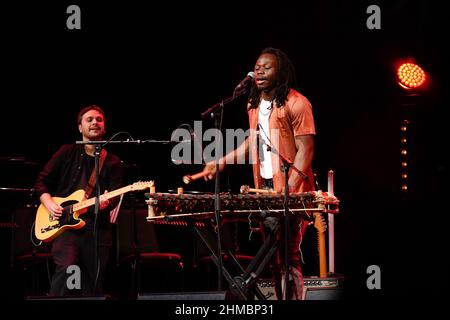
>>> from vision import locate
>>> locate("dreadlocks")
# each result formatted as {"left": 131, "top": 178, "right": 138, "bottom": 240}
{"left": 248, "top": 47, "right": 297, "bottom": 109}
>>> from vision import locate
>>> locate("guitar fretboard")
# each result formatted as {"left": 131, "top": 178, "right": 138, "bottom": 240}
{"left": 72, "top": 185, "right": 133, "bottom": 211}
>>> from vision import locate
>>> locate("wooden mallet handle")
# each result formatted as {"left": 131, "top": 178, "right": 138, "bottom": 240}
{"left": 240, "top": 185, "right": 274, "bottom": 194}
{"left": 183, "top": 171, "right": 209, "bottom": 184}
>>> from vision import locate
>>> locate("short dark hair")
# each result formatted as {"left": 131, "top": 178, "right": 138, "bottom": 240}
{"left": 77, "top": 105, "right": 105, "bottom": 124}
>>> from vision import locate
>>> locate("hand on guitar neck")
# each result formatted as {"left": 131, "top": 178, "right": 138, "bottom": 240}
{"left": 99, "top": 190, "right": 110, "bottom": 210}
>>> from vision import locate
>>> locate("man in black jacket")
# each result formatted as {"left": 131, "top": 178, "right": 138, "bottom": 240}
{"left": 34, "top": 105, "right": 123, "bottom": 296}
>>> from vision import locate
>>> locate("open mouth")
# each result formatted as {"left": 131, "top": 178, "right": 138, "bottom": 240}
{"left": 256, "top": 79, "right": 267, "bottom": 85}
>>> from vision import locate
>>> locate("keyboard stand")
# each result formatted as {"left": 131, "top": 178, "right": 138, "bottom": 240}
{"left": 191, "top": 218, "right": 281, "bottom": 300}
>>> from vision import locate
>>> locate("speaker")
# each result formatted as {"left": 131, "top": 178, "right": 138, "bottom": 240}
{"left": 304, "top": 276, "right": 344, "bottom": 300}
{"left": 256, "top": 276, "right": 344, "bottom": 300}
{"left": 137, "top": 291, "right": 229, "bottom": 300}
{"left": 304, "top": 287, "right": 343, "bottom": 300}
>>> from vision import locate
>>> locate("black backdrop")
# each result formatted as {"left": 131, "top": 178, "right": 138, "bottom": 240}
{"left": 1, "top": 0, "right": 448, "bottom": 300}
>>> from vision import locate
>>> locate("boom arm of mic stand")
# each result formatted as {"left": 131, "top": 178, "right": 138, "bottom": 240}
{"left": 76, "top": 139, "right": 179, "bottom": 146}
{"left": 279, "top": 156, "right": 308, "bottom": 181}
{"left": 200, "top": 89, "right": 247, "bottom": 118}
{"left": 257, "top": 124, "right": 308, "bottom": 181}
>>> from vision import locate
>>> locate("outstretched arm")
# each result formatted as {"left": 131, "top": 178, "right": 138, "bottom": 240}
{"left": 202, "top": 137, "right": 249, "bottom": 181}
{"left": 288, "top": 134, "right": 314, "bottom": 192}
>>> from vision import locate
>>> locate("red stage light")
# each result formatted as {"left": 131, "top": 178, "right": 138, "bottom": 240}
{"left": 397, "top": 63, "right": 426, "bottom": 89}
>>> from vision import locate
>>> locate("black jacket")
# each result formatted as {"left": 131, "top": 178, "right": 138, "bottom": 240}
{"left": 34, "top": 143, "right": 123, "bottom": 231}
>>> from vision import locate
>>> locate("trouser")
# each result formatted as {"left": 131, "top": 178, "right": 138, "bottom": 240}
{"left": 267, "top": 216, "right": 308, "bottom": 300}
{"left": 262, "top": 178, "right": 308, "bottom": 300}
{"left": 49, "top": 229, "right": 111, "bottom": 296}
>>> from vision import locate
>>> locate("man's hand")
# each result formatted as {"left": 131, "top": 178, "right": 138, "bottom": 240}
{"left": 288, "top": 171, "right": 304, "bottom": 193}
{"left": 100, "top": 190, "right": 110, "bottom": 210}
{"left": 202, "top": 161, "right": 225, "bottom": 181}
{"left": 43, "top": 198, "right": 64, "bottom": 220}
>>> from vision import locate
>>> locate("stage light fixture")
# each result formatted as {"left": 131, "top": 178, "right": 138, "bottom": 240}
{"left": 399, "top": 117, "right": 410, "bottom": 192}
{"left": 397, "top": 62, "right": 426, "bottom": 90}
{"left": 394, "top": 60, "right": 429, "bottom": 194}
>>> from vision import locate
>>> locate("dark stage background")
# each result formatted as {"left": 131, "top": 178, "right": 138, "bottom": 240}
{"left": 0, "top": 0, "right": 448, "bottom": 301}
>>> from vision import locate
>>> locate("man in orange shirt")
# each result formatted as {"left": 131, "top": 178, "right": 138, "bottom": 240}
{"left": 203, "top": 47, "right": 316, "bottom": 299}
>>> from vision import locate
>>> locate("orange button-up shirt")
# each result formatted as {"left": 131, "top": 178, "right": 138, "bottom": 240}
{"left": 247, "top": 89, "right": 316, "bottom": 193}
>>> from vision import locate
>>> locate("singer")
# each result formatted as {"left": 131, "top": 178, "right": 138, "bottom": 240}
{"left": 202, "top": 47, "right": 316, "bottom": 300}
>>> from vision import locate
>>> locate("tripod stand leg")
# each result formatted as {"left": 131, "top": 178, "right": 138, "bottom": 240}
{"left": 241, "top": 220, "right": 280, "bottom": 280}
{"left": 192, "top": 225, "right": 248, "bottom": 300}
{"left": 228, "top": 220, "right": 282, "bottom": 300}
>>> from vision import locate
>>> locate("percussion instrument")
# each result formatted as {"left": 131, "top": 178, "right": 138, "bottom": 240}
{"left": 144, "top": 190, "right": 339, "bottom": 300}
{"left": 145, "top": 191, "right": 339, "bottom": 222}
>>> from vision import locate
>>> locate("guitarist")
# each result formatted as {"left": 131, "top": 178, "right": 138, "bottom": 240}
{"left": 33, "top": 105, "right": 123, "bottom": 297}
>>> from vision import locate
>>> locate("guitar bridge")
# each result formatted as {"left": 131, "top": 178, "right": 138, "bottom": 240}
{"left": 41, "top": 224, "right": 60, "bottom": 233}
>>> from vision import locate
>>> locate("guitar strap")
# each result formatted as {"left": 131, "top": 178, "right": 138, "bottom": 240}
{"left": 83, "top": 149, "right": 107, "bottom": 200}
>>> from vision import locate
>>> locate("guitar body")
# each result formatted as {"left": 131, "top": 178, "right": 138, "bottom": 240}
{"left": 34, "top": 189, "right": 87, "bottom": 242}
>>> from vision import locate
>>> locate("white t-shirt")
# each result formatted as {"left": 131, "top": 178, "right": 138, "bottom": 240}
{"left": 258, "top": 99, "right": 273, "bottom": 179}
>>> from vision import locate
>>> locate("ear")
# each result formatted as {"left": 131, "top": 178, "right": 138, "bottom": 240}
{"left": 78, "top": 123, "right": 82, "bottom": 133}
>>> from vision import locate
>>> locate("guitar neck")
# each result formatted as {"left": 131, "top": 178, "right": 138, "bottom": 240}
{"left": 318, "top": 232, "right": 327, "bottom": 278}
{"left": 314, "top": 213, "right": 328, "bottom": 278}
{"left": 73, "top": 185, "right": 132, "bottom": 211}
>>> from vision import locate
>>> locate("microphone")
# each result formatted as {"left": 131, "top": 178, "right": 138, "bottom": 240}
{"left": 200, "top": 72, "right": 255, "bottom": 118}
{"left": 234, "top": 71, "right": 255, "bottom": 92}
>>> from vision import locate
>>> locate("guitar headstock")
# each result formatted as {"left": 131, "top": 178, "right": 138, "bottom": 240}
{"left": 131, "top": 180, "right": 154, "bottom": 191}
{"left": 314, "top": 213, "right": 327, "bottom": 233}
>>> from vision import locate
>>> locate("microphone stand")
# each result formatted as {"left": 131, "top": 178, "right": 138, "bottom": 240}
{"left": 76, "top": 137, "right": 179, "bottom": 295}
{"left": 213, "top": 107, "right": 224, "bottom": 291}
{"left": 93, "top": 143, "right": 101, "bottom": 295}
{"left": 281, "top": 160, "right": 291, "bottom": 300}
{"left": 200, "top": 88, "right": 247, "bottom": 118}
{"left": 201, "top": 88, "right": 247, "bottom": 292}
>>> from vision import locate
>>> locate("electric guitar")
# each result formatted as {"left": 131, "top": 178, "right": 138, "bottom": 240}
{"left": 34, "top": 181, "right": 153, "bottom": 242}
{"left": 314, "top": 212, "right": 328, "bottom": 278}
